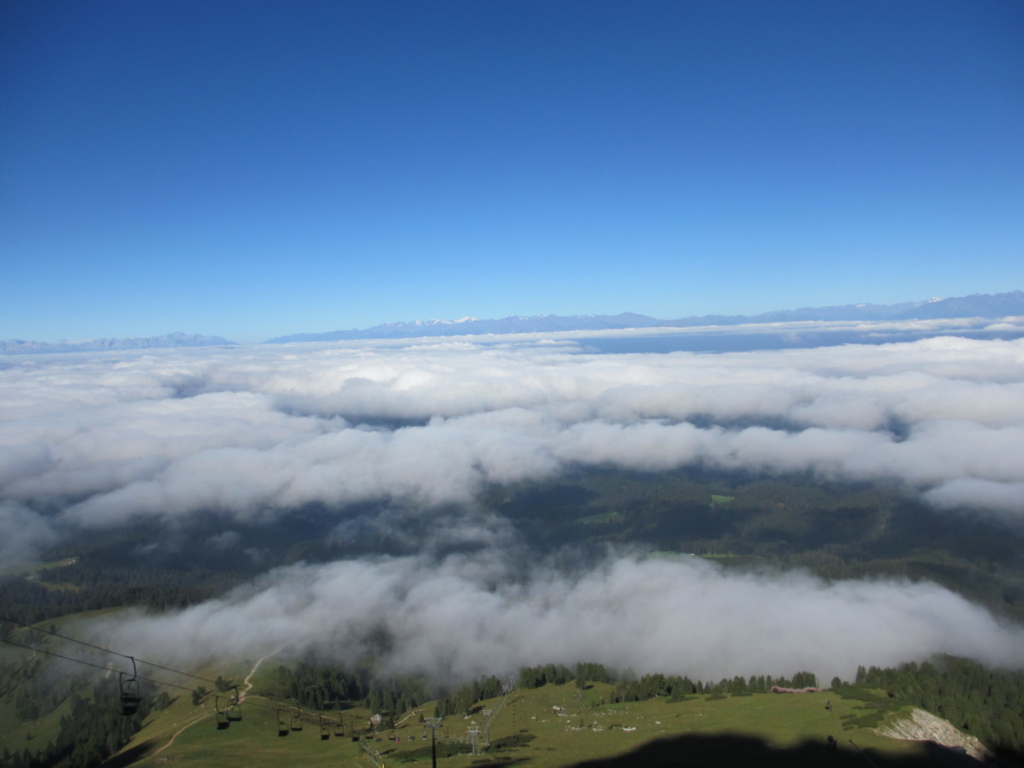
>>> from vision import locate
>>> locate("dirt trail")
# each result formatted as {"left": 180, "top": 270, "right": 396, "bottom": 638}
{"left": 150, "top": 712, "right": 209, "bottom": 758}
{"left": 240, "top": 644, "right": 287, "bottom": 701}
{"left": 149, "top": 645, "right": 287, "bottom": 758}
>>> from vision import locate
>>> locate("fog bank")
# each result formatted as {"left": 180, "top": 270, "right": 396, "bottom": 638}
{"left": 7, "top": 328, "right": 1024, "bottom": 681}
{"left": 2, "top": 331, "right": 1023, "bottom": 528}
{"left": 89, "top": 550, "right": 1024, "bottom": 686}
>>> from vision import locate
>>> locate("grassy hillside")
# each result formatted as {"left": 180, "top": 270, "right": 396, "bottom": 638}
{"left": 90, "top": 681, "right": 941, "bottom": 768}
{"left": 3, "top": 624, "right": 1009, "bottom": 768}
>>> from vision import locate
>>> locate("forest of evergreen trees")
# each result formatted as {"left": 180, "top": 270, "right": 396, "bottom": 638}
{"left": 0, "top": 562, "right": 247, "bottom": 626}
{"left": 852, "top": 656, "right": 1024, "bottom": 757}
{"left": 2, "top": 678, "right": 155, "bottom": 768}
{"left": 268, "top": 660, "right": 430, "bottom": 724}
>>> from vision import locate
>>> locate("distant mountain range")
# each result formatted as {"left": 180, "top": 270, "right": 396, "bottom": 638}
{"left": 0, "top": 332, "right": 236, "bottom": 355}
{"left": 266, "top": 290, "right": 1024, "bottom": 343}
{"left": 3, "top": 292, "right": 1022, "bottom": 354}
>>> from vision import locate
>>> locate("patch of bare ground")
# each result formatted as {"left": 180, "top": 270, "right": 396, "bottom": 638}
{"left": 878, "top": 708, "right": 992, "bottom": 764}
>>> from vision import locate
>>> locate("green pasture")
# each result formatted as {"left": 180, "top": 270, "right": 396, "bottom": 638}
{"left": 104, "top": 681, "right": 931, "bottom": 768}
{"left": 0, "top": 609, "right": 959, "bottom": 768}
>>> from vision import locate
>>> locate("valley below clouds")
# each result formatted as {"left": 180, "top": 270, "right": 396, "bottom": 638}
{"left": 3, "top": 324, "right": 1024, "bottom": 682}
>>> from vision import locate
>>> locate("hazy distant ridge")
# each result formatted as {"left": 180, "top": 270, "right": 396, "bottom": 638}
{"left": 266, "top": 291, "right": 1024, "bottom": 343}
{"left": 4, "top": 292, "right": 1020, "bottom": 352}
{"left": 0, "top": 332, "right": 236, "bottom": 355}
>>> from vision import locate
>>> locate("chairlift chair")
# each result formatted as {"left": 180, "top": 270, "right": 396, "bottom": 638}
{"left": 320, "top": 715, "right": 331, "bottom": 740}
{"left": 119, "top": 656, "right": 142, "bottom": 716}
{"left": 291, "top": 706, "right": 304, "bottom": 731}
{"left": 214, "top": 696, "right": 230, "bottom": 730}
{"left": 333, "top": 715, "right": 345, "bottom": 738}
{"left": 226, "top": 686, "right": 242, "bottom": 721}
{"left": 277, "top": 709, "right": 290, "bottom": 737}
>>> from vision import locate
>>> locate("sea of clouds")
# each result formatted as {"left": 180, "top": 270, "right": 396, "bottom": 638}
{"left": 3, "top": 322, "right": 1024, "bottom": 682}
{"left": 89, "top": 551, "right": 1024, "bottom": 687}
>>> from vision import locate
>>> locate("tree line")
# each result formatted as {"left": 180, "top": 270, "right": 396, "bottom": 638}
{"left": 8, "top": 653, "right": 1024, "bottom": 767}
{"left": 438, "top": 663, "right": 818, "bottom": 714}
{"left": 268, "top": 659, "right": 429, "bottom": 724}
{"left": 853, "top": 656, "right": 1024, "bottom": 757}
{"left": 0, "top": 564, "right": 243, "bottom": 626}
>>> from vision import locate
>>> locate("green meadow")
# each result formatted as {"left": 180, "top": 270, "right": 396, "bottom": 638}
{"left": 54, "top": 681, "right": 934, "bottom": 768}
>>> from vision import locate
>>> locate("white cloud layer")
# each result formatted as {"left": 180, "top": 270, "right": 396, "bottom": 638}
{"left": 2, "top": 330, "right": 1023, "bottom": 525}
{"left": 0, "top": 501, "right": 58, "bottom": 569}
{"left": 6, "top": 327, "right": 1024, "bottom": 681}
{"left": 88, "top": 551, "right": 1024, "bottom": 686}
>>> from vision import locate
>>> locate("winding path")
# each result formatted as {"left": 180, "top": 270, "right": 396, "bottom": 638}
{"left": 239, "top": 644, "right": 287, "bottom": 701}
{"left": 149, "top": 712, "right": 208, "bottom": 758}
{"left": 149, "top": 646, "right": 287, "bottom": 758}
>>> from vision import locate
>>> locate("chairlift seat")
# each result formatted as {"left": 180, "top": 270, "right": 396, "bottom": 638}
{"left": 277, "top": 709, "right": 290, "bottom": 736}
{"left": 121, "top": 698, "right": 141, "bottom": 716}
{"left": 119, "top": 671, "right": 142, "bottom": 716}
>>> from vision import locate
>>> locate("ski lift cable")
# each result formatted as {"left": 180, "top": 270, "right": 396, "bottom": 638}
{"left": 0, "top": 637, "right": 194, "bottom": 692}
{"left": 0, "top": 635, "right": 315, "bottom": 730}
{"left": 1, "top": 636, "right": 349, "bottom": 728}
{"left": 2, "top": 625, "right": 359, "bottom": 729}
{"left": 0, "top": 615, "right": 222, "bottom": 686}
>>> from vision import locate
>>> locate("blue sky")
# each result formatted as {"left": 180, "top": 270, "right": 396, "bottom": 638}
{"left": 2, "top": 1, "right": 1022, "bottom": 344}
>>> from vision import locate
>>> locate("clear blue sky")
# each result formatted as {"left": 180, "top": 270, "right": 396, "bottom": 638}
{"left": 2, "top": 0, "right": 1022, "bottom": 343}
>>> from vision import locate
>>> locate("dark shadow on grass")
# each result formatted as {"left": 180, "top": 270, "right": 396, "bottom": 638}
{"left": 101, "top": 738, "right": 157, "bottom": 767}
{"left": 565, "top": 732, "right": 999, "bottom": 768}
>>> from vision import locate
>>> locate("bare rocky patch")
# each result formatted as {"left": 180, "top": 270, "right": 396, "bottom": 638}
{"left": 879, "top": 708, "right": 991, "bottom": 763}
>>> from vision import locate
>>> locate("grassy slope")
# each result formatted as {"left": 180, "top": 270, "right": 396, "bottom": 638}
{"left": 105, "top": 682, "right": 931, "bottom": 768}
{"left": 0, "top": 608, "right": 128, "bottom": 753}
{"left": 0, "top": 679, "right": 73, "bottom": 755}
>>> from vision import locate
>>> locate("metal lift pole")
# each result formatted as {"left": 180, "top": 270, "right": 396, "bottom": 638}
{"left": 424, "top": 717, "right": 442, "bottom": 768}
